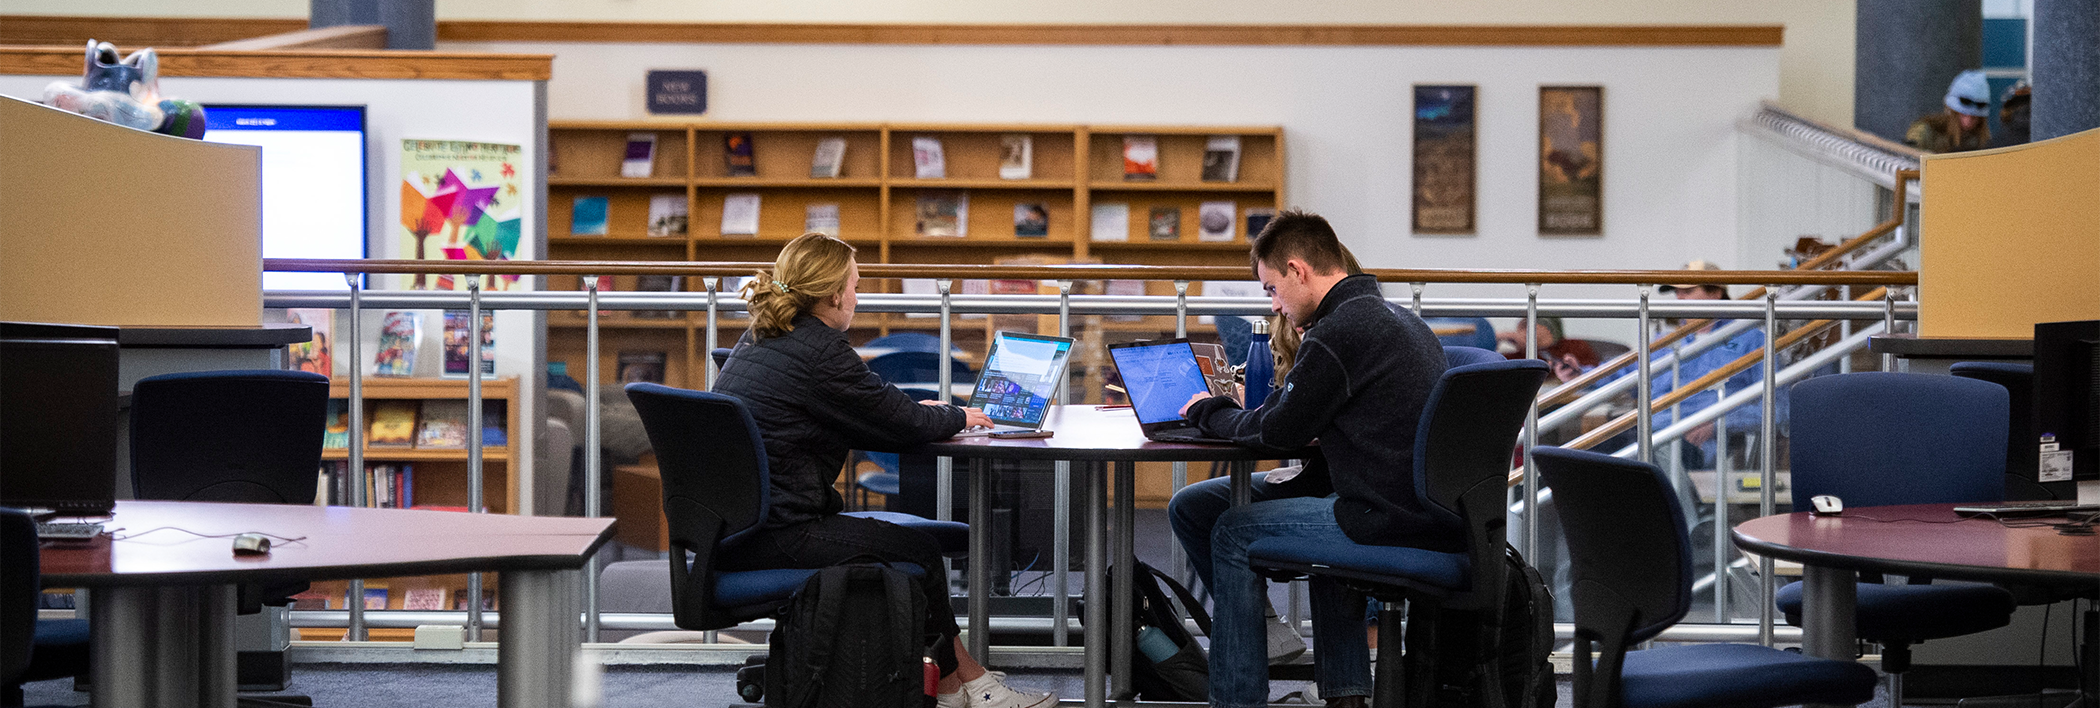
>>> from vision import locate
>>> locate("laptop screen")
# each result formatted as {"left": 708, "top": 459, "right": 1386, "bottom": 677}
{"left": 969, "top": 332, "right": 1074, "bottom": 427}
{"left": 1108, "top": 341, "right": 1214, "bottom": 426}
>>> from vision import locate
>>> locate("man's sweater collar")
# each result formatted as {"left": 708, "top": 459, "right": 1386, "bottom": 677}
{"left": 1306, "top": 274, "right": 1382, "bottom": 328}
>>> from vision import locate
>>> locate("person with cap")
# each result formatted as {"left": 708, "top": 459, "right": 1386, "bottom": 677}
{"left": 1906, "top": 69, "right": 1993, "bottom": 154}
{"left": 1996, "top": 80, "right": 2031, "bottom": 148}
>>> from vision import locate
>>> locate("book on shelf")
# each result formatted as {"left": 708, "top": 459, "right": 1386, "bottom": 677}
{"left": 809, "top": 136, "right": 847, "bottom": 178}
{"left": 1148, "top": 206, "right": 1181, "bottom": 241}
{"left": 912, "top": 136, "right": 946, "bottom": 179}
{"left": 1105, "top": 279, "right": 1145, "bottom": 322}
{"left": 987, "top": 277, "right": 1041, "bottom": 333}
{"left": 373, "top": 312, "right": 420, "bottom": 377}
{"left": 998, "top": 134, "right": 1033, "bottom": 180}
{"left": 416, "top": 400, "right": 470, "bottom": 448}
{"left": 1122, "top": 135, "right": 1158, "bottom": 181}
{"left": 1245, "top": 207, "right": 1278, "bottom": 240}
{"left": 1201, "top": 281, "right": 1265, "bottom": 325}
{"left": 1013, "top": 202, "right": 1049, "bottom": 238}
{"left": 621, "top": 133, "right": 658, "bottom": 179}
{"left": 454, "top": 590, "right": 497, "bottom": 611}
{"left": 1202, "top": 135, "right": 1243, "bottom": 182}
{"left": 959, "top": 279, "right": 989, "bottom": 320}
{"left": 1089, "top": 202, "right": 1130, "bottom": 242}
{"left": 403, "top": 588, "right": 448, "bottom": 611}
{"left": 901, "top": 278, "right": 937, "bottom": 318}
{"left": 914, "top": 191, "right": 968, "bottom": 238}
{"left": 720, "top": 276, "right": 752, "bottom": 319}
{"left": 481, "top": 404, "right": 508, "bottom": 447}
{"left": 1198, "top": 201, "right": 1236, "bottom": 242}
{"left": 804, "top": 203, "right": 841, "bottom": 237}
{"left": 363, "top": 587, "right": 389, "bottom": 610}
{"left": 570, "top": 196, "right": 609, "bottom": 236}
{"left": 324, "top": 399, "right": 349, "bottom": 449}
{"left": 724, "top": 132, "right": 757, "bottom": 177}
{"left": 646, "top": 194, "right": 689, "bottom": 237}
{"left": 368, "top": 400, "right": 418, "bottom": 446}
{"left": 287, "top": 308, "right": 334, "bottom": 377}
{"left": 633, "top": 275, "right": 684, "bottom": 319}
{"left": 617, "top": 351, "right": 667, "bottom": 384}
{"left": 288, "top": 588, "right": 334, "bottom": 611}
{"left": 721, "top": 193, "right": 761, "bottom": 236}
{"left": 442, "top": 310, "right": 496, "bottom": 378}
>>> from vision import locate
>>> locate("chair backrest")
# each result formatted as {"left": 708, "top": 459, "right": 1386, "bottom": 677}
{"left": 1442, "top": 345, "right": 1502, "bottom": 368}
{"left": 1950, "top": 362, "right": 2054, "bottom": 500}
{"left": 710, "top": 347, "right": 733, "bottom": 370}
{"left": 1414, "top": 359, "right": 1548, "bottom": 609}
{"left": 1, "top": 508, "right": 35, "bottom": 685}
{"left": 863, "top": 332, "right": 951, "bottom": 355}
{"left": 867, "top": 351, "right": 975, "bottom": 385}
{"left": 1533, "top": 447, "right": 1693, "bottom": 707}
{"left": 624, "top": 383, "right": 770, "bottom": 629}
{"left": 129, "top": 370, "right": 330, "bottom": 504}
{"left": 1789, "top": 372, "right": 2007, "bottom": 507}
{"left": 1427, "top": 316, "right": 1498, "bottom": 351}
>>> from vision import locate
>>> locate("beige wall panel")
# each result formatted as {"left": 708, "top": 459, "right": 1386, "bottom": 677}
{"left": 0, "top": 96, "right": 261, "bottom": 326}
{"left": 1918, "top": 128, "right": 2100, "bottom": 339}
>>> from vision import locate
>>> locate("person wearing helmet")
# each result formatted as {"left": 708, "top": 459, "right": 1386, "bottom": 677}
{"left": 1906, "top": 70, "right": 1993, "bottom": 153}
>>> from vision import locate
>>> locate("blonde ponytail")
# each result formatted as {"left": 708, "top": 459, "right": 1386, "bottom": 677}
{"left": 746, "top": 233, "right": 857, "bottom": 339}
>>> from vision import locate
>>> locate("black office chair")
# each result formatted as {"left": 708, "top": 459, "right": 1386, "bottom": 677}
{"left": 1444, "top": 345, "right": 1503, "bottom": 368}
{"left": 710, "top": 347, "right": 733, "bottom": 371}
{"left": 3, "top": 507, "right": 88, "bottom": 708}
{"left": 1246, "top": 359, "right": 1548, "bottom": 708}
{"left": 1533, "top": 447, "right": 1878, "bottom": 708}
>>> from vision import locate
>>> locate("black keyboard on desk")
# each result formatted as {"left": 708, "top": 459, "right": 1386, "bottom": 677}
{"left": 35, "top": 522, "right": 104, "bottom": 540}
{"left": 1952, "top": 501, "right": 2100, "bottom": 518}
{"left": 1150, "top": 431, "right": 1235, "bottom": 445}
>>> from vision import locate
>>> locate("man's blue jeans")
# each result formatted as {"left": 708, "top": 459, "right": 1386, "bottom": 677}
{"left": 1168, "top": 474, "right": 1371, "bottom": 708}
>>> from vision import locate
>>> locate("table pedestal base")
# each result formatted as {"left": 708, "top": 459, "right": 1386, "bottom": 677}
{"left": 90, "top": 584, "right": 237, "bottom": 708}
{"left": 499, "top": 568, "right": 583, "bottom": 708}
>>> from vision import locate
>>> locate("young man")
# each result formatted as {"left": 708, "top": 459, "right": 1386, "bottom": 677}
{"left": 1169, "top": 210, "right": 1449, "bottom": 708}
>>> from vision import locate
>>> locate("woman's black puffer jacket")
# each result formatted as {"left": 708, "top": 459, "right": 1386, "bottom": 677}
{"left": 712, "top": 313, "right": 966, "bottom": 528}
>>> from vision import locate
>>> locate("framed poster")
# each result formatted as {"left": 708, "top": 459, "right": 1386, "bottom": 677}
{"left": 400, "top": 140, "right": 525, "bottom": 290}
{"left": 1411, "top": 85, "right": 1477, "bottom": 234}
{"left": 1539, "top": 86, "right": 1603, "bottom": 236}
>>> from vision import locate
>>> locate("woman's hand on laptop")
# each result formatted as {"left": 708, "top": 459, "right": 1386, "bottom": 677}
{"left": 960, "top": 406, "right": 994, "bottom": 429}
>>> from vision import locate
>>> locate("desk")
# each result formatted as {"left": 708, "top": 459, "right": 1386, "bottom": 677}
{"left": 40, "top": 500, "right": 613, "bottom": 708}
{"left": 1732, "top": 504, "right": 2099, "bottom": 704}
{"left": 913, "top": 405, "right": 1293, "bottom": 708}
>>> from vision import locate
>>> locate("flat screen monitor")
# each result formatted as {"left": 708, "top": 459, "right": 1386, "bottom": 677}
{"left": 202, "top": 105, "right": 368, "bottom": 291}
{"left": 2032, "top": 320, "right": 2100, "bottom": 489}
{"left": 0, "top": 322, "right": 120, "bottom": 515}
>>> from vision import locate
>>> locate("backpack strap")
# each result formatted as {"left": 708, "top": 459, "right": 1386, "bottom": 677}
{"left": 794, "top": 565, "right": 853, "bottom": 697}
{"left": 881, "top": 566, "right": 928, "bottom": 684}
{"left": 1142, "top": 562, "right": 1213, "bottom": 638}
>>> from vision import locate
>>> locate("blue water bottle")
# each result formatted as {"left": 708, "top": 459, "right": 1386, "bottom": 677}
{"left": 1243, "top": 318, "right": 1273, "bottom": 409}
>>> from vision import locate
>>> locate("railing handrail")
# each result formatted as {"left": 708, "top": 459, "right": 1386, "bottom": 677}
{"left": 265, "top": 258, "right": 1917, "bottom": 287}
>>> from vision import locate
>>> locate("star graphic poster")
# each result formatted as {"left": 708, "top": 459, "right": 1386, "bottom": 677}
{"left": 400, "top": 140, "right": 525, "bottom": 290}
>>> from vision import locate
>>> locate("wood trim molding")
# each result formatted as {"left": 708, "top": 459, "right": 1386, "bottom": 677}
{"left": 0, "top": 46, "right": 551, "bottom": 81}
{"left": 201, "top": 25, "right": 388, "bottom": 51}
{"left": 0, "top": 16, "right": 303, "bottom": 47}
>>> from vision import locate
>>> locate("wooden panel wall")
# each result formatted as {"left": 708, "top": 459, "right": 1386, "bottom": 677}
{"left": 1918, "top": 127, "right": 2100, "bottom": 338}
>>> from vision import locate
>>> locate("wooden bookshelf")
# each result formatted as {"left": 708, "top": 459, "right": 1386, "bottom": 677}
{"left": 325, "top": 376, "right": 520, "bottom": 514}
{"left": 545, "top": 121, "right": 1285, "bottom": 388}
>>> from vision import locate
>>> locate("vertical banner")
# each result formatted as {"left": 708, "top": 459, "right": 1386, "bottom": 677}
{"left": 1539, "top": 86, "right": 1604, "bottom": 236}
{"left": 400, "top": 140, "right": 525, "bottom": 290}
{"left": 1411, "top": 85, "right": 1477, "bottom": 234}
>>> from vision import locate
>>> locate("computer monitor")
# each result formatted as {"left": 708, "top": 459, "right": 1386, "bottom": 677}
{"left": 2031, "top": 320, "right": 2100, "bottom": 504}
{"left": 0, "top": 322, "right": 120, "bottom": 515}
{"left": 201, "top": 104, "right": 368, "bottom": 291}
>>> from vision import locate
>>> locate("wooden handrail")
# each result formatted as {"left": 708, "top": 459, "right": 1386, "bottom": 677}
{"left": 264, "top": 258, "right": 1918, "bottom": 286}
{"left": 200, "top": 25, "right": 388, "bottom": 51}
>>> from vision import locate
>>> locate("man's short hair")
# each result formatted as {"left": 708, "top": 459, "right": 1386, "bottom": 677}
{"left": 1249, "top": 210, "right": 1349, "bottom": 278}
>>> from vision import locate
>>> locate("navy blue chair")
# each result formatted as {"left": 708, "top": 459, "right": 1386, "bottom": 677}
{"left": 1777, "top": 372, "right": 2019, "bottom": 701}
{"left": 710, "top": 347, "right": 733, "bottom": 371}
{"left": 1535, "top": 447, "right": 1877, "bottom": 708}
{"left": 1425, "top": 317, "right": 1498, "bottom": 351}
{"left": 863, "top": 332, "right": 957, "bottom": 355}
{"left": 3, "top": 507, "right": 87, "bottom": 708}
{"left": 1443, "top": 345, "right": 1503, "bottom": 368}
{"left": 625, "top": 384, "right": 959, "bottom": 630}
{"left": 1247, "top": 359, "right": 1548, "bottom": 708}
{"left": 866, "top": 351, "right": 975, "bottom": 388}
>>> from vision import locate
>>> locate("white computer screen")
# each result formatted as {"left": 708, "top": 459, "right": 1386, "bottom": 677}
{"left": 204, "top": 105, "right": 367, "bottom": 291}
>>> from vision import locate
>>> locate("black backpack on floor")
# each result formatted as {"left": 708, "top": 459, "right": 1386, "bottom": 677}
{"left": 1116, "top": 561, "right": 1213, "bottom": 702}
{"left": 764, "top": 563, "right": 937, "bottom": 708}
{"left": 1425, "top": 545, "right": 1556, "bottom": 708}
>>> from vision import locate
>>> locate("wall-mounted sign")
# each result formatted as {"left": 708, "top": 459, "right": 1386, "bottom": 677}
{"left": 646, "top": 70, "right": 707, "bottom": 115}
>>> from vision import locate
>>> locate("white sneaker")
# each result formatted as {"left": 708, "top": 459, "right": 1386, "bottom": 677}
{"left": 1266, "top": 611, "right": 1308, "bottom": 663}
{"left": 958, "top": 670, "right": 1056, "bottom": 708}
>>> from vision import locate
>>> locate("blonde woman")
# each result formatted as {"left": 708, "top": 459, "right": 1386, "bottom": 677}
{"left": 712, "top": 233, "right": 1053, "bottom": 708}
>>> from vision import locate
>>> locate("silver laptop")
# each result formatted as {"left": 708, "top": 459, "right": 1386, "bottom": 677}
{"left": 954, "top": 331, "right": 1077, "bottom": 436}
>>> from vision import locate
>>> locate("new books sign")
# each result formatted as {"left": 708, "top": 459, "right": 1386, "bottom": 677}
{"left": 647, "top": 70, "right": 707, "bottom": 115}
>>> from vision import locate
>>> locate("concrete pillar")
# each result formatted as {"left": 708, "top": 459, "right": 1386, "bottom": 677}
{"left": 310, "top": 0, "right": 435, "bottom": 50}
{"left": 1855, "top": 0, "right": 1983, "bottom": 142}
{"left": 2032, "top": 0, "right": 2100, "bottom": 140}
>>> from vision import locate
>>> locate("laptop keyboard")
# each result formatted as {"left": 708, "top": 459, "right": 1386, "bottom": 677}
{"left": 36, "top": 522, "right": 104, "bottom": 540}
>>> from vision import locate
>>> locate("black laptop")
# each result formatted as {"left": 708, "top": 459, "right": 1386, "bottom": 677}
{"left": 1106, "top": 339, "right": 1235, "bottom": 444}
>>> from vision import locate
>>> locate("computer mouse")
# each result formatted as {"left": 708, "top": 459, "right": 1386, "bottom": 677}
{"left": 232, "top": 533, "right": 272, "bottom": 555}
{"left": 1809, "top": 495, "right": 1844, "bottom": 516}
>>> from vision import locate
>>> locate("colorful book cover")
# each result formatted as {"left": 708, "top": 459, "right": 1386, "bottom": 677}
{"left": 569, "top": 196, "right": 609, "bottom": 236}
{"left": 363, "top": 587, "right": 390, "bottom": 610}
{"left": 804, "top": 203, "right": 841, "bottom": 237}
{"left": 617, "top": 351, "right": 668, "bottom": 384}
{"left": 287, "top": 308, "right": 333, "bottom": 377}
{"left": 374, "top": 312, "right": 420, "bottom": 377}
{"left": 1089, "top": 202, "right": 1130, "bottom": 242}
{"left": 400, "top": 140, "right": 524, "bottom": 291}
{"left": 809, "top": 136, "right": 846, "bottom": 178}
{"left": 1122, "top": 135, "right": 1158, "bottom": 181}
{"left": 915, "top": 191, "right": 968, "bottom": 238}
{"left": 403, "top": 588, "right": 448, "bottom": 611}
{"left": 724, "top": 132, "right": 756, "bottom": 177}
{"left": 633, "top": 275, "right": 684, "bottom": 319}
{"left": 415, "top": 400, "right": 469, "bottom": 448}
{"left": 442, "top": 310, "right": 495, "bottom": 377}
{"left": 1244, "top": 207, "right": 1279, "bottom": 240}
{"left": 1013, "top": 203, "right": 1049, "bottom": 238}
{"left": 324, "top": 399, "right": 350, "bottom": 449}
{"left": 1198, "top": 201, "right": 1236, "bottom": 242}
{"left": 998, "top": 134, "right": 1032, "bottom": 180}
{"left": 721, "top": 193, "right": 761, "bottom": 236}
{"left": 646, "top": 194, "right": 688, "bottom": 237}
{"left": 1201, "top": 135, "right": 1242, "bottom": 182}
{"left": 622, "top": 132, "right": 658, "bottom": 178}
{"left": 1148, "top": 206, "right": 1181, "bottom": 241}
{"left": 368, "top": 401, "right": 418, "bottom": 446}
{"left": 911, "top": 136, "right": 946, "bottom": 179}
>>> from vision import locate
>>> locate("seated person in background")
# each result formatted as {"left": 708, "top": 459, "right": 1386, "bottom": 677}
{"left": 712, "top": 233, "right": 1054, "bottom": 708}
{"left": 1168, "top": 211, "right": 1449, "bottom": 708}
{"left": 1907, "top": 70, "right": 1992, "bottom": 154}
{"left": 1496, "top": 316, "right": 1600, "bottom": 372}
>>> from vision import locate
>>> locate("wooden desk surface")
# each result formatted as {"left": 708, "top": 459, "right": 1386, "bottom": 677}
{"left": 1732, "top": 503, "right": 2100, "bottom": 587}
{"left": 40, "top": 500, "right": 614, "bottom": 587}
{"left": 911, "top": 404, "right": 1301, "bottom": 463}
